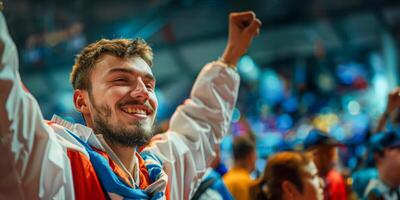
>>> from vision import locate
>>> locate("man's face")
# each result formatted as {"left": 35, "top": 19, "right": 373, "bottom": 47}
{"left": 311, "top": 145, "right": 337, "bottom": 177}
{"left": 381, "top": 148, "right": 400, "bottom": 185}
{"left": 85, "top": 54, "right": 158, "bottom": 147}
{"left": 292, "top": 162, "right": 324, "bottom": 200}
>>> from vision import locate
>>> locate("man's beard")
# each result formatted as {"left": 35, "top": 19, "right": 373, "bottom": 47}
{"left": 89, "top": 94, "right": 153, "bottom": 147}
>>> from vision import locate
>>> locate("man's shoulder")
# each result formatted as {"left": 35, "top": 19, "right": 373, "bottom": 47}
{"left": 365, "top": 188, "right": 385, "bottom": 200}
{"left": 223, "top": 168, "right": 251, "bottom": 184}
{"left": 364, "top": 179, "right": 386, "bottom": 199}
{"left": 47, "top": 115, "right": 92, "bottom": 157}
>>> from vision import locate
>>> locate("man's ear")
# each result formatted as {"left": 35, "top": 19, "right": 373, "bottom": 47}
{"left": 73, "top": 89, "right": 90, "bottom": 115}
{"left": 282, "top": 180, "right": 298, "bottom": 198}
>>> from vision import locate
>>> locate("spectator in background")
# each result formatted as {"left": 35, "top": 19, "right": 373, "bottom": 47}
{"left": 376, "top": 88, "right": 400, "bottom": 133}
{"left": 364, "top": 131, "right": 400, "bottom": 200}
{"left": 223, "top": 136, "right": 257, "bottom": 200}
{"left": 304, "top": 129, "right": 348, "bottom": 200}
{"left": 250, "top": 151, "right": 324, "bottom": 200}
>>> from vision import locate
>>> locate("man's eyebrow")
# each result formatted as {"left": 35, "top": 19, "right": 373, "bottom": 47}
{"left": 107, "top": 67, "right": 155, "bottom": 81}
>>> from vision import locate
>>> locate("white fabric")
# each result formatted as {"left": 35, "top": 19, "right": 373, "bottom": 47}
{"left": 0, "top": 11, "right": 239, "bottom": 200}
{"left": 143, "top": 61, "right": 239, "bottom": 199}
{"left": 0, "top": 12, "right": 75, "bottom": 200}
{"left": 198, "top": 168, "right": 223, "bottom": 200}
{"left": 198, "top": 189, "right": 224, "bottom": 200}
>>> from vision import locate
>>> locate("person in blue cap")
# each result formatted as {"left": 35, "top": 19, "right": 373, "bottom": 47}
{"left": 364, "top": 131, "right": 400, "bottom": 200}
{"left": 304, "top": 129, "right": 348, "bottom": 200}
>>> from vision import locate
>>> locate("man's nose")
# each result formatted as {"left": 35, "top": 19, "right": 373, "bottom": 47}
{"left": 130, "top": 77, "right": 149, "bottom": 101}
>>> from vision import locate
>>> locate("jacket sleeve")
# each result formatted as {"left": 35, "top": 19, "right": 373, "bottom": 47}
{"left": 144, "top": 61, "right": 239, "bottom": 200}
{"left": 0, "top": 12, "right": 74, "bottom": 199}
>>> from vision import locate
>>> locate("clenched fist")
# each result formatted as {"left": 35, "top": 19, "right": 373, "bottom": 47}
{"left": 221, "top": 11, "right": 262, "bottom": 67}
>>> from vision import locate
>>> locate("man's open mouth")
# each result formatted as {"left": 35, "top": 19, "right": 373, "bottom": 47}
{"left": 119, "top": 104, "right": 153, "bottom": 119}
{"left": 121, "top": 107, "right": 147, "bottom": 115}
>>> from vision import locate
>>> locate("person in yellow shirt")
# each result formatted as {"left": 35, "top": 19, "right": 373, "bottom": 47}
{"left": 223, "top": 136, "right": 257, "bottom": 200}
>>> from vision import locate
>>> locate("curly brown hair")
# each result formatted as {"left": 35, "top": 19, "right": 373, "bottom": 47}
{"left": 70, "top": 38, "right": 153, "bottom": 91}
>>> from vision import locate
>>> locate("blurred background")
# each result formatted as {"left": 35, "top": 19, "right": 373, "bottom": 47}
{"left": 3, "top": 0, "right": 400, "bottom": 188}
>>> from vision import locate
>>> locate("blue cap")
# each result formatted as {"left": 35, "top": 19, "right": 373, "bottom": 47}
{"left": 304, "top": 129, "right": 342, "bottom": 150}
{"left": 369, "top": 131, "right": 400, "bottom": 153}
{"left": 275, "top": 139, "right": 295, "bottom": 152}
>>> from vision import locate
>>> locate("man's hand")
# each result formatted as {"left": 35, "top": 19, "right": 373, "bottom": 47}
{"left": 221, "top": 11, "right": 261, "bottom": 67}
{"left": 386, "top": 88, "right": 400, "bottom": 114}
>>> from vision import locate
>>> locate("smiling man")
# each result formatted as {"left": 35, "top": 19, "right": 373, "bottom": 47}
{"left": 0, "top": 10, "right": 261, "bottom": 200}
{"left": 72, "top": 46, "right": 157, "bottom": 148}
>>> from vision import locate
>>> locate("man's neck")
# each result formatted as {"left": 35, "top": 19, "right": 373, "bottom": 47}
{"left": 105, "top": 138, "right": 137, "bottom": 173}
{"left": 233, "top": 161, "right": 251, "bottom": 173}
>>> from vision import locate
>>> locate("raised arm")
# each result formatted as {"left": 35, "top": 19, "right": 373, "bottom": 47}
{"left": 0, "top": 12, "right": 73, "bottom": 199}
{"left": 143, "top": 11, "right": 261, "bottom": 199}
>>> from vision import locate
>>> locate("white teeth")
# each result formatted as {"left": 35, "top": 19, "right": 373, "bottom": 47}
{"left": 123, "top": 108, "right": 146, "bottom": 115}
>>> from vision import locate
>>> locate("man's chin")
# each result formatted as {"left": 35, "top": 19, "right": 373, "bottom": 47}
{"left": 124, "top": 122, "right": 152, "bottom": 133}
{"left": 93, "top": 116, "right": 153, "bottom": 147}
{"left": 103, "top": 127, "right": 153, "bottom": 147}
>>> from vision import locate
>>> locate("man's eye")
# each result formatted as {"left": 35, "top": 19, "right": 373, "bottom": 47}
{"left": 146, "top": 84, "right": 154, "bottom": 90}
{"left": 114, "top": 78, "right": 127, "bottom": 82}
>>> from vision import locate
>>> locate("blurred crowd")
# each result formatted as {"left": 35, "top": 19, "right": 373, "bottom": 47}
{"left": 181, "top": 87, "right": 400, "bottom": 200}
{"left": 150, "top": 87, "right": 400, "bottom": 200}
